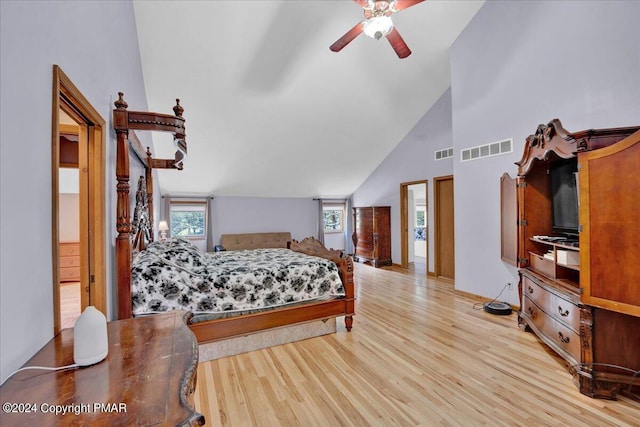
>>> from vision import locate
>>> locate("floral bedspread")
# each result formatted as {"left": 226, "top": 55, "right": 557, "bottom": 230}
{"left": 132, "top": 238, "right": 345, "bottom": 315}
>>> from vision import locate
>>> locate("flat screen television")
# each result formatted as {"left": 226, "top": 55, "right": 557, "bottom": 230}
{"left": 549, "top": 158, "right": 579, "bottom": 237}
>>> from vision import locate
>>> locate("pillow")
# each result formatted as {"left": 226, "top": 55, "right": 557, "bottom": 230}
{"left": 145, "top": 237, "right": 204, "bottom": 267}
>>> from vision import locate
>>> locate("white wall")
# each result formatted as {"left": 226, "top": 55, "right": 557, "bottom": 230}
{"left": 0, "top": 0, "right": 149, "bottom": 383}
{"left": 59, "top": 168, "right": 79, "bottom": 193}
{"left": 351, "top": 1, "right": 639, "bottom": 306}
{"left": 211, "top": 196, "right": 320, "bottom": 245}
{"left": 59, "top": 194, "right": 80, "bottom": 242}
{"left": 451, "top": 0, "right": 640, "bottom": 306}
{"left": 59, "top": 169, "right": 79, "bottom": 242}
{"left": 324, "top": 233, "right": 345, "bottom": 251}
{"left": 352, "top": 88, "right": 454, "bottom": 273}
{"left": 162, "top": 194, "right": 343, "bottom": 252}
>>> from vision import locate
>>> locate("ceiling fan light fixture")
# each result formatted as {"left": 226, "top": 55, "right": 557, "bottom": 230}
{"left": 363, "top": 16, "right": 393, "bottom": 40}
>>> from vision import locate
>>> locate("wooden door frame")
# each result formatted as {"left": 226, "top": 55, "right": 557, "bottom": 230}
{"left": 52, "top": 65, "right": 106, "bottom": 334}
{"left": 434, "top": 175, "right": 454, "bottom": 280}
{"left": 400, "top": 180, "right": 428, "bottom": 270}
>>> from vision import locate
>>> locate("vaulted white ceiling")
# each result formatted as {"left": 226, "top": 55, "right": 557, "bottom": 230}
{"left": 133, "top": 0, "right": 484, "bottom": 198}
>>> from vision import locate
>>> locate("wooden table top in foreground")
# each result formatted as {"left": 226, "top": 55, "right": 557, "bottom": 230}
{"left": 0, "top": 311, "right": 204, "bottom": 426}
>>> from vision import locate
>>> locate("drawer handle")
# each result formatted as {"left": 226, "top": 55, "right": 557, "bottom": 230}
{"left": 558, "top": 306, "right": 569, "bottom": 317}
{"left": 558, "top": 332, "right": 570, "bottom": 344}
{"left": 527, "top": 286, "right": 534, "bottom": 294}
{"left": 527, "top": 306, "right": 534, "bottom": 315}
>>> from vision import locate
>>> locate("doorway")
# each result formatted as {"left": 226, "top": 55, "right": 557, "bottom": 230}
{"left": 58, "top": 112, "right": 81, "bottom": 328}
{"left": 400, "top": 180, "right": 428, "bottom": 273}
{"left": 52, "top": 65, "right": 106, "bottom": 334}
{"left": 434, "top": 175, "right": 455, "bottom": 281}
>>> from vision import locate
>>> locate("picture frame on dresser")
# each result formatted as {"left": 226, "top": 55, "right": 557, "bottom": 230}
{"left": 501, "top": 118, "right": 640, "bottom": 400}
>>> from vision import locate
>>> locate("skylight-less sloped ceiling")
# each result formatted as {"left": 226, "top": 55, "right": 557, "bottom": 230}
{"left": 133, "top": 0, "right": 484, "bottom": 197}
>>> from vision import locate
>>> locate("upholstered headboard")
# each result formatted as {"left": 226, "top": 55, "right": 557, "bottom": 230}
{"left": 220, "top": 232, "right": 292, "bottom": 251}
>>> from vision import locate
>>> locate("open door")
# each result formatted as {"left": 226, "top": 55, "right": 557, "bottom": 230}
{"left": 500, "top": 173, "right": 518, "bottom": 266}
{"left": 52, "top": 65, "right": 106, "bottom": 333}
{"left": 400, "top": 180, "right": 428, "bottom": 273}
{"left": 57, "top": 113, "right": 83, "bottom": 327}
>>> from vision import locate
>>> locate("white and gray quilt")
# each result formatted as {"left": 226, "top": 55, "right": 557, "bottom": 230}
{"left": 132, "top": 238, "right": 345, "bottom": 315}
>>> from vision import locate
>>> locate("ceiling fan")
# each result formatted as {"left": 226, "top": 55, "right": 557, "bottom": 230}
{"left": 330, "top": 0, "right": 425, "bottom": 59}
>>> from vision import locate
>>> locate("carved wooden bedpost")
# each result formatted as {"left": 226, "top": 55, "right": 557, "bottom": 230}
{"left": 343, "top": 255, "right": 355, "bottom": 331}
{"left": 145, "top": 147, "right": 154, "bottom": 239}
{"left": 113, "top": 93, "right": 133, "bottom": 319}
{"left": 289, "top": 237, "right": 355, "bottom": 331}
{"left": 113, "top": 93, "right": 187, "bottom": 320}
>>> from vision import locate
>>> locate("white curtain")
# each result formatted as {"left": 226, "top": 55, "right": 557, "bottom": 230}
{"left": 206, "top": 196, "right": 215, "bottom": 252}
{"left": 162, "top": 195, "right": 171, "bottom": 238}
{"left": 317, "top": 199, "right": 325, "bottom": 245}
{"left": 344, "top": 197, "right": 353, "bottom": 255}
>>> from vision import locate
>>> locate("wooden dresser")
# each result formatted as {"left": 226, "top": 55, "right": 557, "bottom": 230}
{"left": 0, "top": 311, "right": 204, "bottom": 426}
{"left": 352, "top": 206, "right": 392, "bottom": 267}
{"left": 501, "top": 119, "right": 640, "bottom": 400}
{"left": 59, "top": 242, "right": 80, "bottom": 282}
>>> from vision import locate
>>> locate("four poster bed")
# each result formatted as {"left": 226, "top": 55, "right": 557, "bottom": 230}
{"left": 113, "top": 93, "right": 355, "bottom": 344}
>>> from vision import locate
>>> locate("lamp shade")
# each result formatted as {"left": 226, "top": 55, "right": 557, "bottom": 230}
{"left": 158, "top": 220, "right": 169, "bottom": 231}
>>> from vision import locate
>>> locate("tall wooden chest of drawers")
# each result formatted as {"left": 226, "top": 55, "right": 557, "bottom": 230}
{"left": 352, "top": 206, "right": 391, "bottom": 268}
{"left": 59, "top": 242, "right": 80, "bottom": 282}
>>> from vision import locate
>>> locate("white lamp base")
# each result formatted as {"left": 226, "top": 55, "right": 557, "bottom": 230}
{"left": 74, "top": 306, "right": 108, "bottom": 366}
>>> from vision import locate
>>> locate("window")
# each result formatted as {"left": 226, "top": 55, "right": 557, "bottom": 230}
{"left": 323, "top": 204, "right": 344, "bottom": 234}
{"left": 414, "top": 205, "right": 426, "bottom": 241}
{"left": 170, "top": 201, "right": 207, "bottom": 239}
{"left": 415, "top": 206, "right": 426, "bottom": 227}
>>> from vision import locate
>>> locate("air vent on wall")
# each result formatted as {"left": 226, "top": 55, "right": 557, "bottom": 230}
{"left": 461, "top": 138, "right": 513, "bottom": 162}
{"left": 434, "top": 147, "right": 454, "bottom": 160}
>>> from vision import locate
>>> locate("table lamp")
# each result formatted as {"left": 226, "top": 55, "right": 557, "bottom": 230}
{"left": 158, "top": 220, "right": 169, "bottom": 242}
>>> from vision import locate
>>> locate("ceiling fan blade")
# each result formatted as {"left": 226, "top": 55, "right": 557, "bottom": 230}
{"left": 330, "top": 22, "right": 364, "bottom": 52}
{"left": 393, "top": 0, "right": 425, "bottom": 11}
{"left": 353, "top": 0, "right": 370, "bottom": 7}
{"left": 386, "top": 27, "right": 411, "bottom": 58}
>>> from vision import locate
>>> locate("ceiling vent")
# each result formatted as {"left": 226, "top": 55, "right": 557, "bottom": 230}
{"left": 434, "top": 147, "right": 454, "bottom": 161}
{"left": 461, "top": 138, "right": 512, "bottom": 162}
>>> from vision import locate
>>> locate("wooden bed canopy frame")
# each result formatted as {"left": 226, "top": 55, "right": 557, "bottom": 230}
{"left": 113, "top": 93, "right": 355, "bottom": 342}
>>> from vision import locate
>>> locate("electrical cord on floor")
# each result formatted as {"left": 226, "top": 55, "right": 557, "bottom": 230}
{"left": 571, "top": 362, "right": 640, "bottom": 400}
{"left": 0, "top": 363, "right": 79, "bottom": 386}
{"left": 473, "top": 283, "right": 509, "bottom": 310}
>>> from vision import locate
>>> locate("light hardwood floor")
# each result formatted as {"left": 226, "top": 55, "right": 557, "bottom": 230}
{"left": 194, "top": 263, "right": 640, "bottom": 426}
{"left": 60, "top": 281, "right": 81, "bottom": 329}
